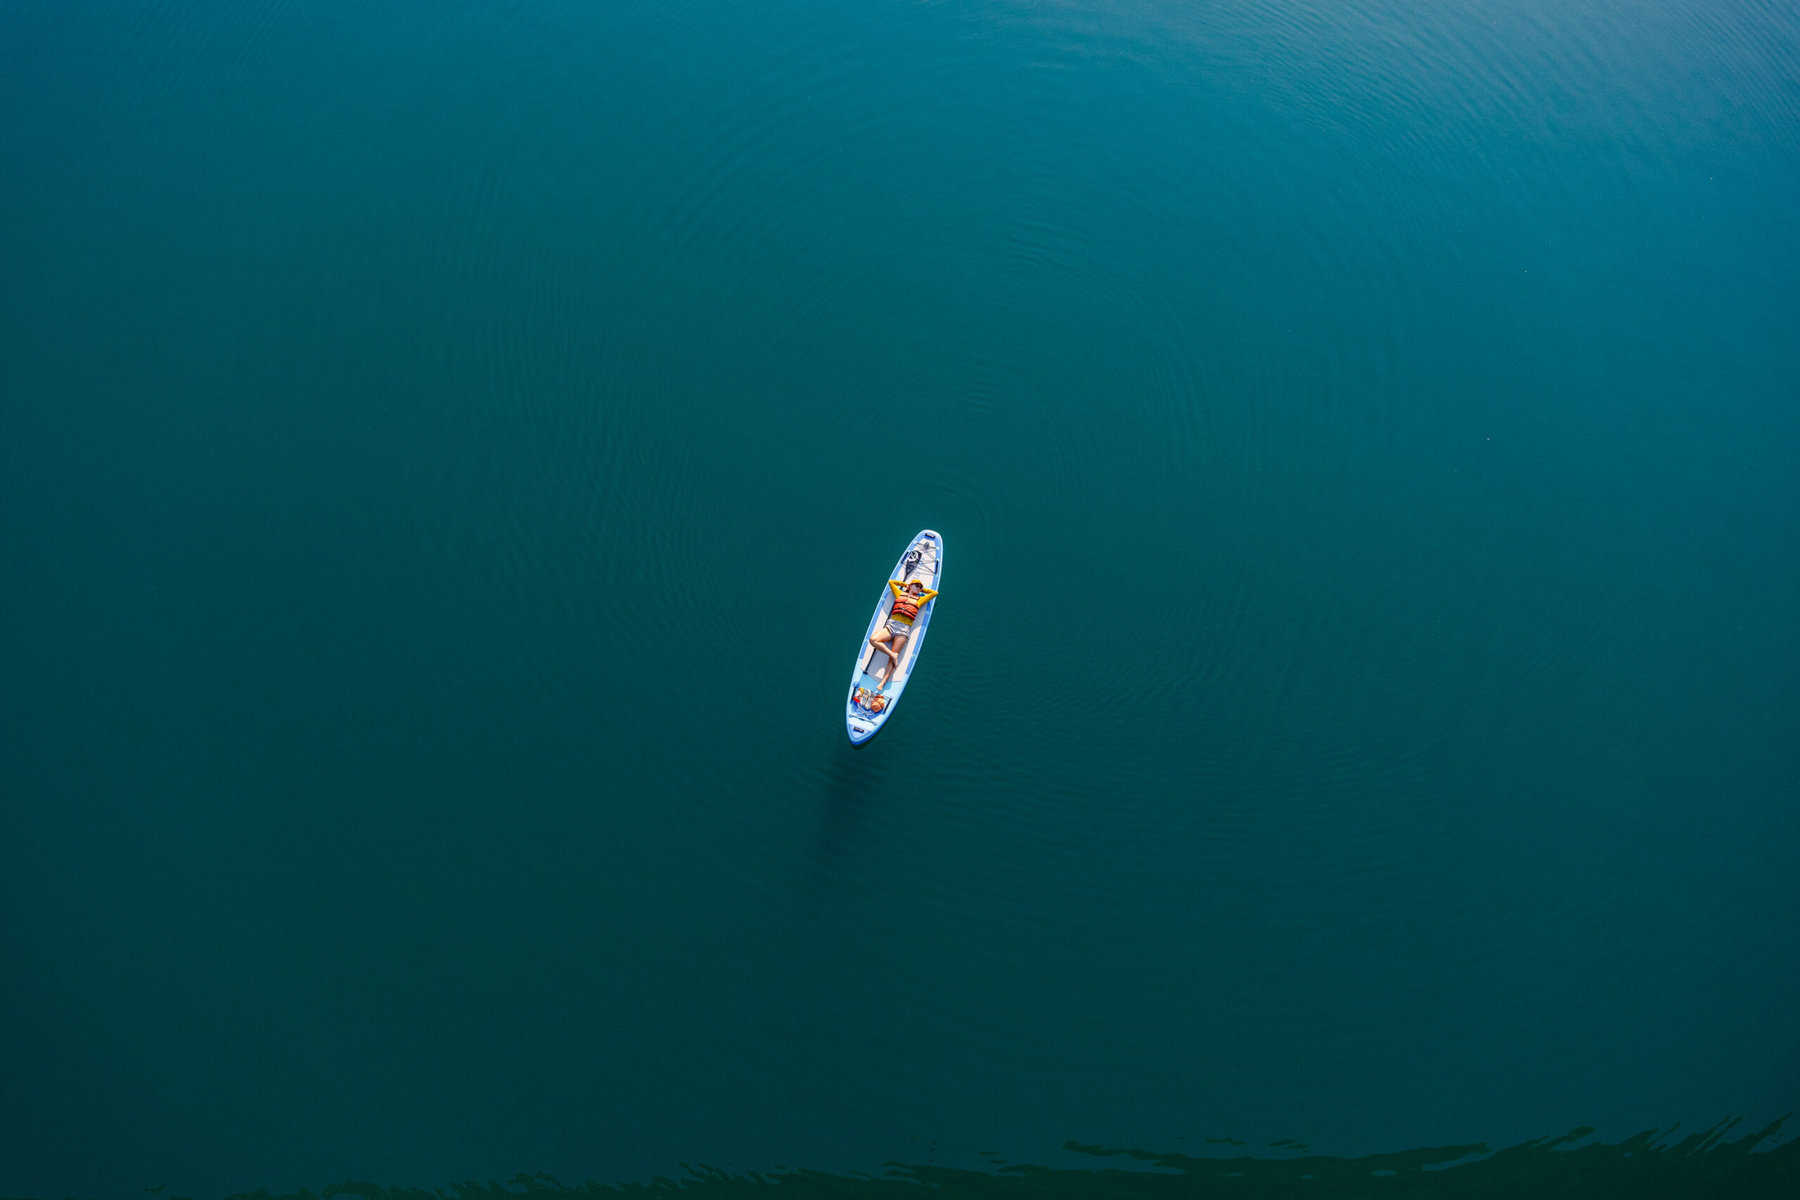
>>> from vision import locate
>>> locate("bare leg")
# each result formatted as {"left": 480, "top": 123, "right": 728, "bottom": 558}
{"left": 868, "top": 629, "right": 897, "bottom": 684}
{"left": 881, "top": 634, "right": 908, "bottom": 686}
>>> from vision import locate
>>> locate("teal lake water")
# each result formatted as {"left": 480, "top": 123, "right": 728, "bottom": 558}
{"left": 4, "top": 1, "right": 1798, "bottom": 1195}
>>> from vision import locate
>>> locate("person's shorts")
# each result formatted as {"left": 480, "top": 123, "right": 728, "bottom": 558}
{"left": 886, "top": 617, "right": 915, "bottom": 638}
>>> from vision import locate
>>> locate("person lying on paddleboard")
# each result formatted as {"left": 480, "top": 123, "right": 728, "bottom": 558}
{"left": 868, "top": 578, "right": 939, "bottom": 688}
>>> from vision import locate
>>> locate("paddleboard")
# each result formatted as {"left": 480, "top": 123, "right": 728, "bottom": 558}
{"left": 845, "top": 529, "right": 942, "bottom": 744}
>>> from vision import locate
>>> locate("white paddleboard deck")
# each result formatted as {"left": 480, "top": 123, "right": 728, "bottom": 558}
{"left": 845, "top": 529, "right": 942, "bottom": 744}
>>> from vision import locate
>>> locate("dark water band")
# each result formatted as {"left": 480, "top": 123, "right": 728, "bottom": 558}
{"left": 95, "top": 1117, "right": 1796, "bottom": 1200}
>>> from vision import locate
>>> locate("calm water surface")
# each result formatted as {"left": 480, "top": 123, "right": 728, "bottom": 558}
{"left": 3, "top": 1, "right": 1797, "bottom": 1195}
